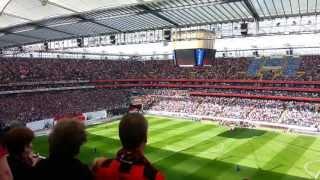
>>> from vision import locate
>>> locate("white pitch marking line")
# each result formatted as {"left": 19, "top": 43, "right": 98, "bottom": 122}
{"left": 304, "top": 159, "right": 320, "bottom": 179}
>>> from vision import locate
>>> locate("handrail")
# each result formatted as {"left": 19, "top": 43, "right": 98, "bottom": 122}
{"left": 95, "top": 84, "right": 320, "bottom": 92}
{"left": 93, "top": 79, "right": 320, "bottom": 85}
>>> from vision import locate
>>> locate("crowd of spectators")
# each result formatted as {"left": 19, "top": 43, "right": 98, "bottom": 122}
{"left": 1, "top": 84, "right": 320, "bottom": 129}
{"left": 0, "top": 89, "right": 130, "bottom": 124}
{"left": 298, "top": 55, "right": 320, "bottom": 81}
{"left": 2, "top": 55, "right": 320, "bottom": 128}
{"left": 147, "top": 95, "right": 320, "bottom": 128}
{"left": 2, "top": 56, "right": 320, "bottom": 84}
{"left": 280, "top": 101, "right": 320, "bottom": 127}
{"left": 0, "top": 114, "right": 164, "bottom": 180}
{"left": 1, "top": 55, "right": 320, "bottom": 179}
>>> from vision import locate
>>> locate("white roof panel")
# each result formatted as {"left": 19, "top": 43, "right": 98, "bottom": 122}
{"left": 49, "top": 0, "right": 140, "bottom": 12}
{"left": 0, "top": 14, "right": 29, "bottom": 29}
{"left": 3, "top": 0, "right": 73, "bottom": 21}
{"left": 0, "top": 0, "right": 11, "bottom": 12}
{"left": 0, "top": 0, "right": 162, "bottom": 29}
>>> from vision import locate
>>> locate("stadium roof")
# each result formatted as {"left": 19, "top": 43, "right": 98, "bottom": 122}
{"left": 0, "top": 0, "right": 319, "bottom": 48}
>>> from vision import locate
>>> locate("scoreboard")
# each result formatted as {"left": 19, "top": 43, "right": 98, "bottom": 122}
{"left": 174, "top": 48, "right": 216, "bottom": 67}
{"left": 172, "top": 29, "right": 216, "bottom": 67}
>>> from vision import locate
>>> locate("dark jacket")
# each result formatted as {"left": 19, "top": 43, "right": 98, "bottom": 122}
{"left": 7, "top": 155, "right": 34, "bottom": 180}
{"left": 34, "top": 156, "right": 93, "bottom": 180}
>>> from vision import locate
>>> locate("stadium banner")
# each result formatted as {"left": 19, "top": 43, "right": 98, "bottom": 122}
{"left": 84, "top": 110, "right": 107, "bottom": 122}
{"left": 54, "top": 113, "right": 86, "bottom": 122}
{"left": 27, "top": 118, "right": 54, "bottom": 131}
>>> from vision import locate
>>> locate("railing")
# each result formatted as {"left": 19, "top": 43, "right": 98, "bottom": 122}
{"left": 1, "top": 79, "right": 320, "bottom": 103}
{"left": 2, "top": 46, "right": 320, "bottom": 60}
{"left": 0, "top": 50, "right": 173, "bottom": 61}
{"left": 4, "top": 79, "right": 320, "bottom": 88}
{"left": 93, "top": 79, "right": 320, "bottom": 85}
{"left": 216, "top": 46, "right": 320, "bottom": 57}
{"left": 96, "top": 84, "right": 320, "bottom": 93}
{"left": 3, "top": 78, "right": 320, "bottom": 93}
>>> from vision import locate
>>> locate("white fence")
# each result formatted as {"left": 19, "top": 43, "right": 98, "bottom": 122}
{"left": 29, "top": 110, "right": 123, "bottom": 135}
{"left": 27, "top": 118, "right": 54, "bottom": 131}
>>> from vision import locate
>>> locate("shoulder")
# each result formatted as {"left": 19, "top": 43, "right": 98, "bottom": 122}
{"left": 72, "top": 159, "right": 93, "bottom": 178}
{"left": 155, "top": 171, "right": 165, "bottom": 180}
{"left": 73, "top": 158, "right": 91, "bottom": 169}
{"left": 94, "top": 158, "right": 114, "bottom": 169}
{"left": 34, "top": 158, "right": 49, "bottom": 169}
{"left": 33, "top": 158, "right": 51, "bottom": 178}
{"left": 144, "top": 163, "right": 165, "bottom": 180}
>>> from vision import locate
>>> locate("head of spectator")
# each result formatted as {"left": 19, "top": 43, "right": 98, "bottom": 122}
{"left": 34, "top": 119, "right": 93, "bottom": 180}
{"left": 0, "top": 121, "right": 24, "bottom": 144}
{"left": 119, "top": 113, "right": 148, "bottom": 152}
{"left": 5, "top": 127, "right": 36, "bottom": 180}
{"left": 5, "top": 127, "right": 34, "bottom": 161}
{"left": 93, "top": 113, "right": 164, "bottom": 180}
{"left": 48, "top": 119, "right": 86, "bottom": 158}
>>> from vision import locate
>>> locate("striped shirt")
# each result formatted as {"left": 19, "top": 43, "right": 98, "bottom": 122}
{"left": 95, "top": 149, "right": 165, "bottom": 180}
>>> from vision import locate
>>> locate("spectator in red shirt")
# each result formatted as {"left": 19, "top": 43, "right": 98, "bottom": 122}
{"left": 0, "top": 145, "right": 13, "bottom": 180}
{"left": 0, "top": 126, "right": 13, "bottom": 180}
{"left": 93, "top": 113, "right": 165, "bottom": 180}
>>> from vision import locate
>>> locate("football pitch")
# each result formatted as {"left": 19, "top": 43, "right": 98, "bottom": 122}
{"left": 33, "top": 115, "right": 320, "bottom": 180}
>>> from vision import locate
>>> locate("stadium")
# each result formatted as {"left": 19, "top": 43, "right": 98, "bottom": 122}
{"left": 0, "top": 0, "right": 320, "bottom": 179}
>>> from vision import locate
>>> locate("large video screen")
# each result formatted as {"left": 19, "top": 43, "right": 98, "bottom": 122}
{"left": 174, "top": 49, "right": 215, "bottom": 67}
{"left": 174, "top": 49, "right": 195, "bottom": 66}
{"left": 203, "top": 49, "right": 216, "bottom": 66}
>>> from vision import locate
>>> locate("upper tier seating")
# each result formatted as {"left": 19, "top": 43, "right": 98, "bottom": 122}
{"left": 2, "top": 55, "right": 319, "bottom": 83}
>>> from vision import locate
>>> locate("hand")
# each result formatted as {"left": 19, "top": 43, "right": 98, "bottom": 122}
{"left": 28, "top": 153, "right": 41, "bottom": 166}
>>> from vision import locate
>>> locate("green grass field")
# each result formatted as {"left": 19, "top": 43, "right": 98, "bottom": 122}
{"left": 33, "top": 116, "right": 320, "bottom": 180}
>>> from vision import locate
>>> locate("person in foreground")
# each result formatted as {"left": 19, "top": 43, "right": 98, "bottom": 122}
{"left": 0, "top": 126, "right": 13, "bottom": 180}
{"left": 5, "top": 127, "right": 38, "bottom": 180}
{"left": 34, "top": 119, "right": 93, "bottom": 180}
{"left": 93, "top": 113, "right": 165, "bottom": 180}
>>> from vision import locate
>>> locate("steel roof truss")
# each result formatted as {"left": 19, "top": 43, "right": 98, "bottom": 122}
{"left": 280, "top": 0, "right": 287, "bottom": 17}
{"left": 262, "top": 0, "right": 272, "bottom": 17}
{"left": 199, "top": 6, "right": 222, "bottom": 23}
{"left": 252, "top": 0, "right": 266, "bottom": 17}
{"left": 220, "top": 3, "right": 238, "bottom": 19}
{"left": 228, "top": 2, "right": 246, "bottom": 19}
{"left": 207, "top": 5, "right": 226, "bottom": 21}
{"left": 271, "top": 0, "right": 279, "bottom": 16}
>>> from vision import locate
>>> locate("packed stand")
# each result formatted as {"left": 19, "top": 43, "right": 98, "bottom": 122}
{"left": 0, "top": 57, "right": 250, "bottom": 83}
{"left": 0, "top": 89, "right": 130, "bottom": 124}
{"left": 2, "top": 56, "right": 320, "bottom": 83}
{"left": 147, "top": 95, "right": 320, "bottom": 128}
